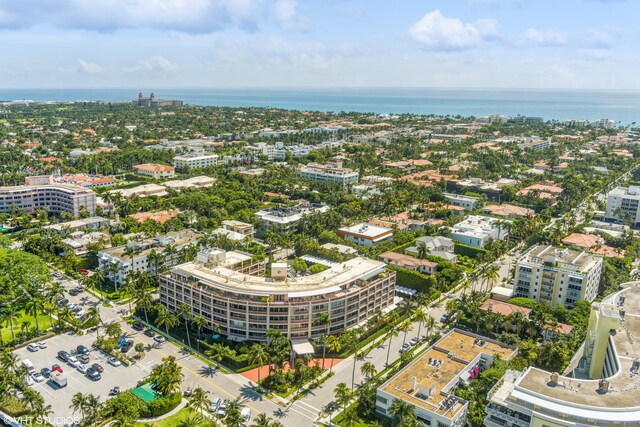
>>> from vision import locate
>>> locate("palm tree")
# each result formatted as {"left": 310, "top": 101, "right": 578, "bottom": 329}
{"left": 206, "top": 343, "right": 234, "bottom": 364}
{"left": 250, "top": 413, "right": 274, "bottom": 427}
{"left": 416, "top": 241, "right": 430, "bottom": 259}
{"left": 326, "top": 335, "right": 341, "bottom": 374}
{"left": 191, "top": 315, "right": 206, "bottom": 352}
{"left": 178, "top": 302, "right": 192, "bottom": 349}
{"left": 187, "top": 387, "right": 209, "bottom": 419}
{"left": 413, "top": 307, "right": 428, "bottom": 340}
{"left": 178, "top": 416, "right": 200, "bottom": 427}
{"left": 124, "top": 273, "right": 138, "bottom": 313}
{"left": 342, "top": 409, "right": 359, "bottom": 427}
{"left": 155, "top": 305, "right": 178, "bottom": 335}
{"left": 399, "top": 319, "right": 413, "bottom": 346}
{"left": 147, "top": 249, "right": 163, "bottom": 276}
{"left": 426, "top": 315, "right": 436, "bottom": 339}
{"left": 0, "top": 350, "right": 19, "bottom": 372}
{"left": 248, "top": 344, "right": 268, "bottom": 384}
{"left": 24, "top": 296, "right": 45, "bottom": 332}
{"left": 385, "top": 329, "right": 399, "bottom": 366}
{"left": 360, "top": 361, "right": 376, "bottom": 380}
{"left": 150, "top": 356, "right": 184, "bottom": 395}
{"left": 70, "top": 392, "right": 88, "bottom": 418}
{"left": 105, "top": 321, "right": 123, "bottom": 339}
{"left": 3, "top": 307, "right": 21, "bottom": 341}
{"left": 388, "top": 399, "right": 416, "bottom": 426}
{"left": 84, "top": 394, "right": 102, "bottom": 426}
{"left": 225, "top": 402, "right": 243, "bottom": 427}
{"left": 134, "top": 287, "right": 153, "bottom": 324}
{"left": 85, "top": 305, "right": 101, "bottom": 333}
{"left": 333, "top": 382, "right": 352, "bottom": 412}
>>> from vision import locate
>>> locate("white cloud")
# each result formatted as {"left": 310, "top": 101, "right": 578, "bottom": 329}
{"left": 525, "top": 29, "right": 567, "bottom": 46}
{"left": 127, "top": 56, "right": 178, "bottom": 72}
{"left": 586, "top": 28, "right": 621, "bottom": 48}
{"left": 408, "top": 10, "right": 499, "bottom": 51}
{"left": 76, "top": 59, "right": 104, "bottom": 73}
{"left": 273, "top": 0, "right": 306, "bottom": 30}
{"left": 0, "top": 0, "right": 265, "bottom": 33}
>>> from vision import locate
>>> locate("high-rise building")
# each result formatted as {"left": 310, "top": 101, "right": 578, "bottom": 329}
{"left": 485, "top": 283, "right": 640, "bottom": 427}
{"left": 605, "top": 185, "right": 640, "bottom": 226}
{"left": 514, "top": 245, "right": 603, "bottom": 308}
{"left": 159, "top": 249, "right": 396, "bottom": 341}
{"left": 298, "top": 160, "right": 359, "bottom": 189}
{"left": 0, "top": 183, "right": 96, "bottom": 217}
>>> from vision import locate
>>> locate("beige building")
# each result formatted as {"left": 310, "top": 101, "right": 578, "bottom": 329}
{"left": 159, "top": 250, "right": 395, "bottom": 341}
{"left": 376, "top": 329, "right": 516, "bottom": 427}
{"left": 0, "top": 183, "right": 96, "bottom": 217}
{"left": 221, "top": 220, "right": 254, "bottom": 237}
{"left": 485, "top": 282, "right": 640, "bottom": 427}
{"left": 133, "top": 163, "right": 175, "bottom": 179}
{"left": 514, "top": 245, "right": 603, "bottom": 308}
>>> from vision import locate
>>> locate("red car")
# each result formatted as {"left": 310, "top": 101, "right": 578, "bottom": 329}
{"left": 52, "top": 364, "right": 63, "bottom": 373}
{"left": 91, "top": 363, "right": 104, "bottom": 373}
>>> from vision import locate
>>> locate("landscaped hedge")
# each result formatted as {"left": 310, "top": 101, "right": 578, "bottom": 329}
{"left": 388, "top": 265, "right": 433, "bottom": 291}
{"left": 454, "top": 243, "right": 488, "bottom": 258}
{"left": 508, "top": 297, "right": 538, "bottom": 309}
{"left": 141, "top": 392, "right": 181, "bottom": 417}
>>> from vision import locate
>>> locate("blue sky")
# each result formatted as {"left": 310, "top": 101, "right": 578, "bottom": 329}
{"left": 0, "top": 0, "right": 637, "bottom": 89}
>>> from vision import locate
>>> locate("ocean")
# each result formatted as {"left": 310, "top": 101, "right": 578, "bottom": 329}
{"left": 0, "top": 87, "right": 639, "bottom": 124}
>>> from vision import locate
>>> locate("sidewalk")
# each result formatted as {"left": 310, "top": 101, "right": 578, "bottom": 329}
{"left": 136, "top": 400, "right": 187, "bottom": 423}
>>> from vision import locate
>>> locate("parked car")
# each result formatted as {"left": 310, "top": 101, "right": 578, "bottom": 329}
{"left": 76, "top": 345, "right": 89, "bottom": 354}
{"left": 121, "top": 340, "right": 133, "bottom": 353}
{"left": 399, "top": 343, "right": 411, "bottom": 353}
{"left": 67, "top": 356, "right": 81, "bottom": 368}
{"left": 208, "top": 398, "right": 222, "bottom": 412}
{"left": 78, "top": 354, "right": 90, "bottom": 364}
{"left": 144, "top": 329, "right": 156, "bottom": 337}
{"left": 132, "top": 322, "right": 144, "bottom": 331}
{"left": 86, "top": 368, "right": 101, "bottom": 381}
{"left": 57, "top": 351, "right": 70, "bottom": 362}
{"left": 31, "top": 372, "right": 45, "bottom": 383}
{"left": 109, "top": 387, "right": 122, "bottom": 396}
{"left": 40, "top": 367, "right": 52, "bottom": 378}
{"left": 57, "top": 298, "right": 69, "bottom": 307}
{"left": 91, "top": 363, "right": 104, "bottom": 373}
{"left": 52, "top": 364, "right": 63, "bottom": 373}
{"left": 440, "top": 313, "right": 450, "bottom": 323}
{"left": 77, "top": 364, "right": 89, "bottom": 374}
{"left": 68, "top": 288, "right": 80, "bottom": 296}
{"left": 27, "top": 343, "right": 40, "bottom": 352}
{"left": 37, "top": 341, "right": 47, "bottom": 349}
{"left": 153, "top": 335, "right": 166, "bottom": 343}
{"left": 108, "top": 357, "right": 121, "bottom": 367}
{"left": 216, "top": 400, "right": 229, "bottom": 418}
{"left": 409, "top": 337, "right": 419, "bottom": 346}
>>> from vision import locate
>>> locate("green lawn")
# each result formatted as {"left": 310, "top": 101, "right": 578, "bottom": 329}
{"left": 0, "top": 310, "right": 53, "bottom": 343}
{"left": 136, "top": 407, "right": 209, "bottom": 427}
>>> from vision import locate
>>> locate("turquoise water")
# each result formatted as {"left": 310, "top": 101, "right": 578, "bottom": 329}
{"left": 0, "top": 87, "right": 639, "bottom": 124}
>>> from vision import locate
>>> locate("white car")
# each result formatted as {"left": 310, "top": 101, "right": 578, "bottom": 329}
{"left": 77, "top": 364, "right": 88, "bottom": 374}
{"left": 37, "top": 341, "right": 47, "bottom": 349}
{"left": 108, "top": 357, "right": 121, "bottom": 367}
{"left": 67, "top": 356, "right": 81, "bottom": 368}
{"left": 26, "top": 343, "right": 40, "bottom": 352}
{"left": 153, "top": 336, "right": 166, "bottom": 343}
{"left": 31, "top": 372, "right": 45, "bottom": 383}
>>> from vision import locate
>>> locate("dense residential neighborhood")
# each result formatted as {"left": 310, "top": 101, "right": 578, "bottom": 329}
{"left": 0, "top": 101, "right": 640, "bottom": 427}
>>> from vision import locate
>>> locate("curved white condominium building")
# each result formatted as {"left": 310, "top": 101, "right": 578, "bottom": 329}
{"left": 159, "top": 249, "right": 396, "bottom": 341}
{"left": 0, "top": 184, "right": 96, "bottom": 217}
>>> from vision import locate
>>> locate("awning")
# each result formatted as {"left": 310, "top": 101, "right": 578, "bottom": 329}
{"left": 291, "top": 339, "right": 315, "bottom": 355}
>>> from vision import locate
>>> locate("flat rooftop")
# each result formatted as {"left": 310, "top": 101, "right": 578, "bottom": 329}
{"left": 338, "top": 223, "right": 393, "bottom": 238}
{"left": 502, "top": 283, "right": 640, "bottom": 418}
{"left": 381, "top": 330, "right": 516, "bottom": 420}
{"left": 169, "top": 256, "right": 386, "bottom": 295}
{"left": 101, "top": 230, "right": 199, "bottom": 260}
{"left": 524, "top": 244, "right": 602, "bottom": 271}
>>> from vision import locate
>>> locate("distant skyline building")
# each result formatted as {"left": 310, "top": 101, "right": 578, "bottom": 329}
{"left": 133, "top": 92, "right": 183, "bottom": 108}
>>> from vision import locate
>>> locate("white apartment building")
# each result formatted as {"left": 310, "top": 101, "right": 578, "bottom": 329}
{"left": 450, "top": 215, "right": 509, "bottom": 248}
{"left": 173, "top": 151, "right": 219, "bottom": 170}
{"left": 485, "top": 283, "right": 640, "bottom": 427}
{"left": 254, "top": 202, "right": 330, "bottom": 232}
{"left": 159, "top": 249, "right": 396, "bottom": 341}
{"left": 514, "top": 245, "right": 603, "bottom": 308}
{"left": 298, "top": 160, "right": 359, "bottom": 189}
{"left": 0, "top": 183, "right": 96, "bottom": 217}
{"left": 605, "top": 185, "right": 640, "bottom": 226}
{"left": 443, "top": 193, "right": 480, "bottom": 210}
{"left": 133, "top": 164, "right": 175, "bottom": 179}
{"left": 246, "top": 142, "right": 277, "bottom": 160}
{"left": 376, "top": 329, "right": 516, "bottom": 427}
{"left": 337, "top": 223, "right": 394, "bottom": 247}
{"left": 97, "top": 229, "right": 201, "bottom": 285}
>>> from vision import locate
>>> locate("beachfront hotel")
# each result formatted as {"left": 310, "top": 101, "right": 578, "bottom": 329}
{"left": 485, "top": 282, "right": 640, "bottom": 427}
{"left": 159, "top": 249, "right": 396, "bottom": 342}
{"left": 375, "top": 329, "right": 517, "bottom": 427}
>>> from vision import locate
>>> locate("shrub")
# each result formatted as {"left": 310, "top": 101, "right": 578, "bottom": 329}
{"left": 142, "top": 392, "right": 182, "bottom": 417}
{"left": 508, "top": 297, "right": 538, "bottom": 309}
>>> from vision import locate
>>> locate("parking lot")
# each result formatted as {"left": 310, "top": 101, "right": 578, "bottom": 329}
{"left": 14, "top": 330, "right": 161, "bottom": 418}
